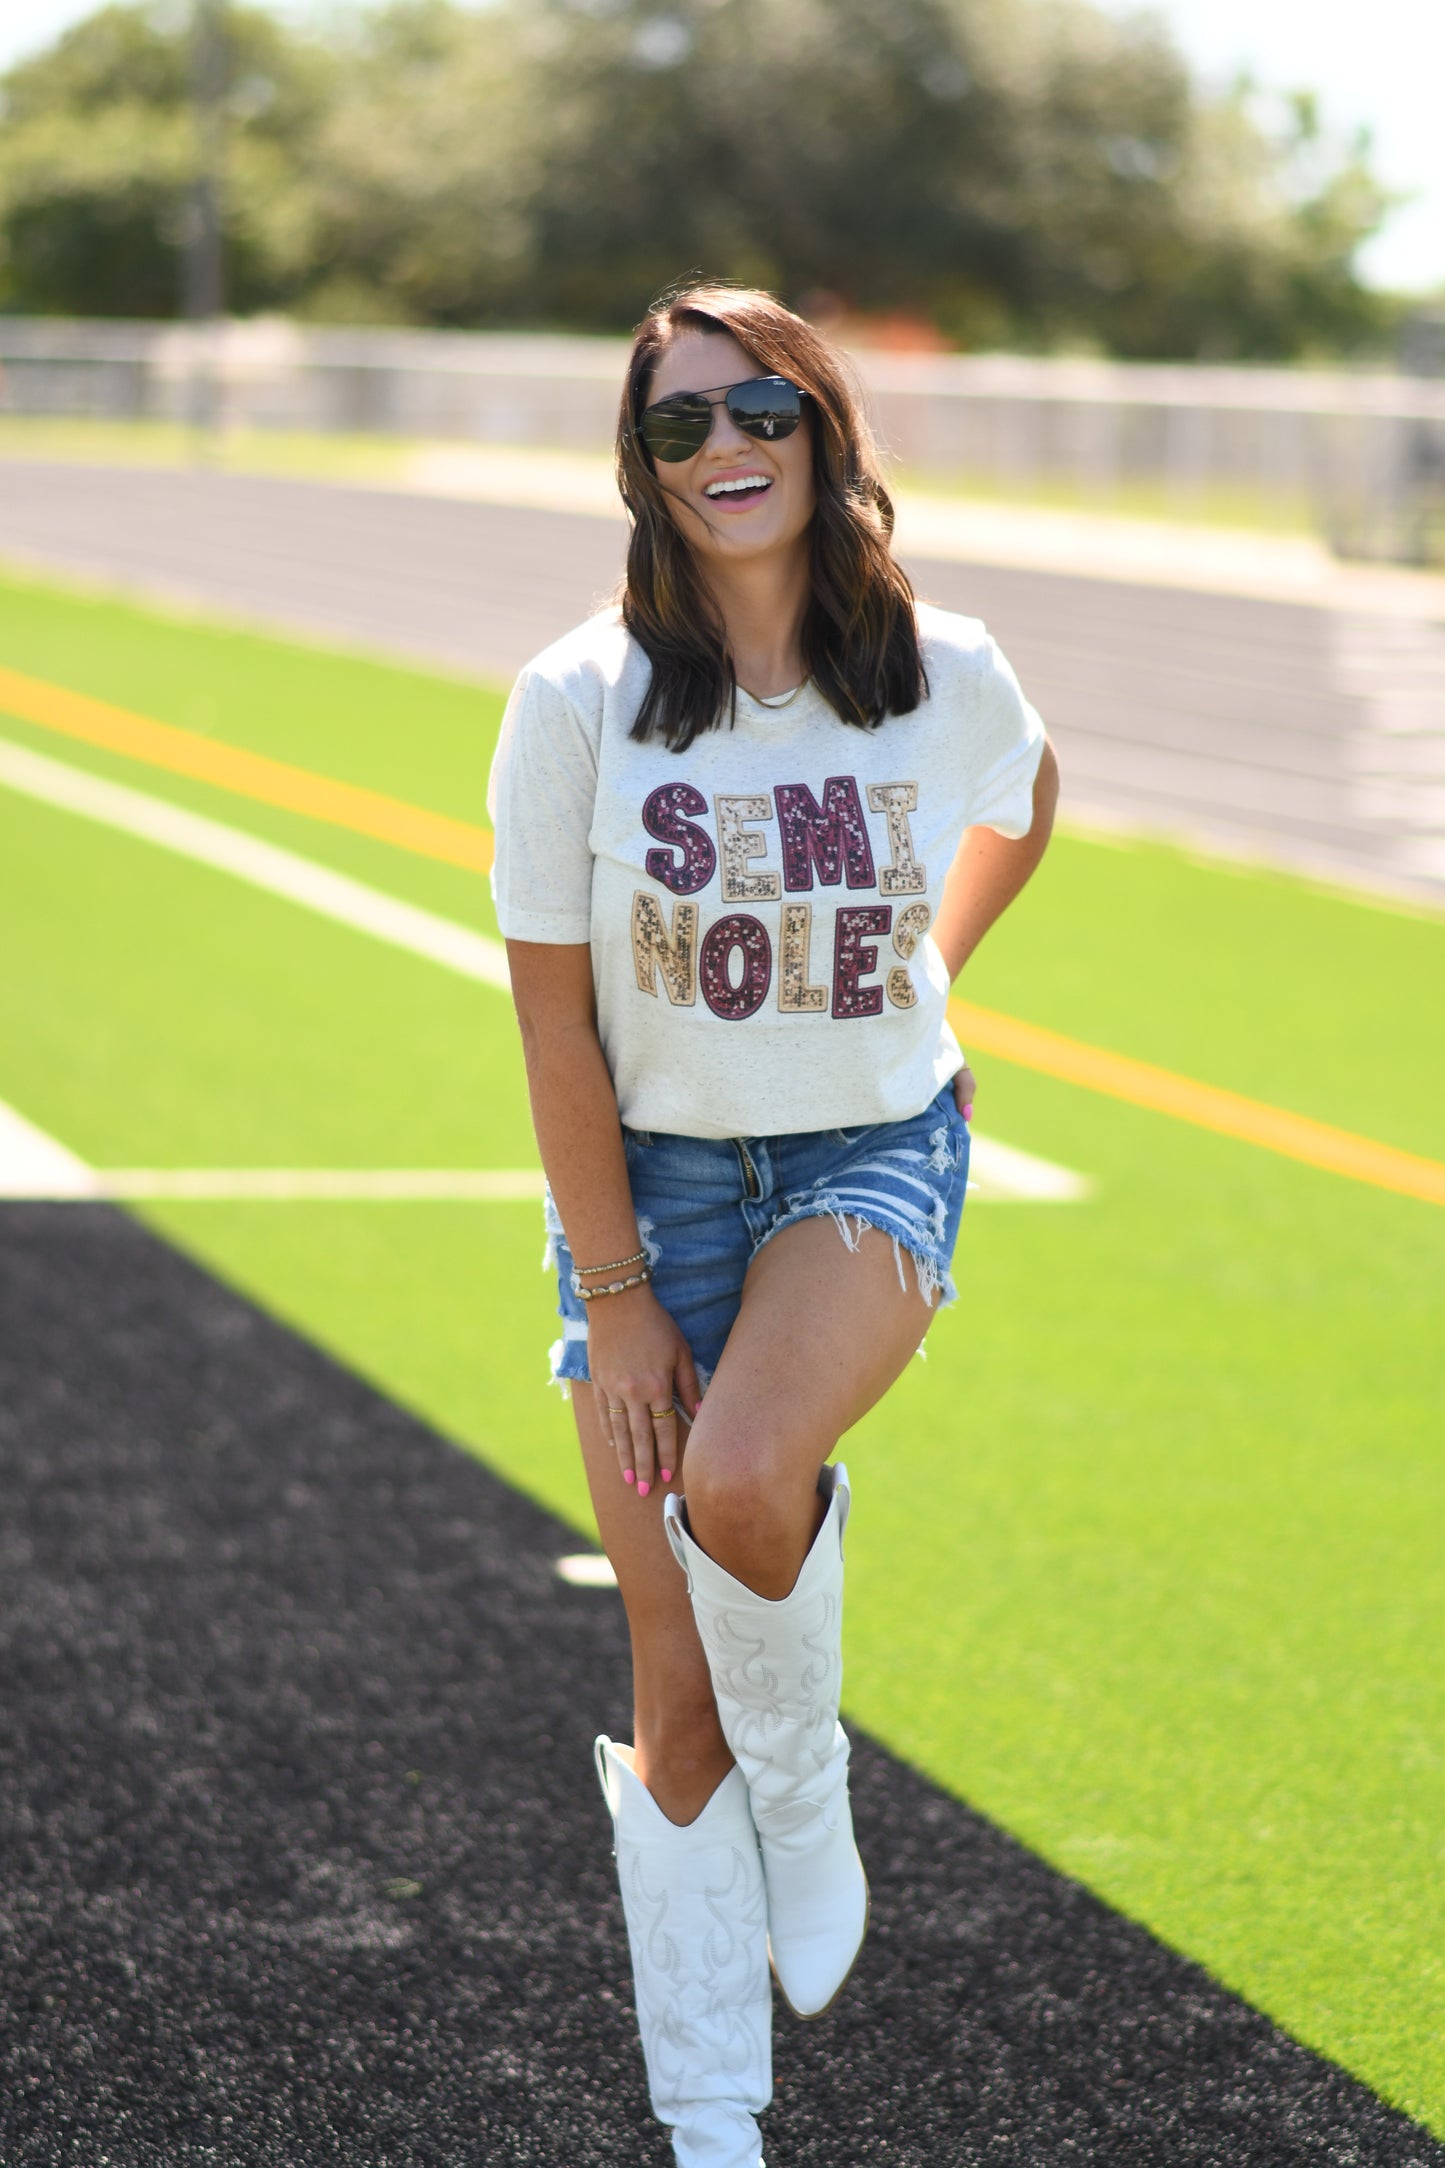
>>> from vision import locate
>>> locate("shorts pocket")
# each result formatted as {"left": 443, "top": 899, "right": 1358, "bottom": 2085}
{"left": 826, "top": 1121, "right": 878, "bottom": 1148}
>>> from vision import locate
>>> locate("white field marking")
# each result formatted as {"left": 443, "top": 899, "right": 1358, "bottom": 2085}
{"left": 0, "top": 1114, "right": 548, "bottom": 1202}
{"left": 86, "top": 1169, "right": 546, "bottom": 1201}
{"left": 555, "top": 1553, "right": 620, "bottom": 1589}
{"left": 0, "top": 1097, "right": 99, "bottom": 1197}
{"left": 0, "top": 1092, "right": 1090, "bottom": 1205}
{"left": 0, "top": 737, "right": 511, "bottom": 990}
{"left": 966, "top": 1134, "right": 1093, "bottom": 1203}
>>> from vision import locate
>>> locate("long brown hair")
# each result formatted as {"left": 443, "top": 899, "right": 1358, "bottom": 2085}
{"left": 616, "top": 282, "right": 927, "bottom": 753}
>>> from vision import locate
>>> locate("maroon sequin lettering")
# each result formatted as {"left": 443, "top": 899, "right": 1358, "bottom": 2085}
{"left": 832, "top": 905, "right": 891, "bottom": 1019}
{"left": 699, "top": 914, "right": 772, "bottom": 1021}
{"left": 774, "top": 777, "right": 877, "bottom": 893}
{"left": 642, "top": 782, "right": 716, "bottom": 895}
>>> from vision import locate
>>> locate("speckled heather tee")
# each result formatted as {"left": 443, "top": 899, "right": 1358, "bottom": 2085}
{"left": 487, "top": 601, "right": 1046, "bottom": 1139}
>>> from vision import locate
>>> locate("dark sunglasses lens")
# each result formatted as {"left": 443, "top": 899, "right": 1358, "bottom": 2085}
{"left": 727, "top": 376, "right": 803, "bottom": 441}
{"left": 640, "top": 396, "right": 712, "bottom": 463}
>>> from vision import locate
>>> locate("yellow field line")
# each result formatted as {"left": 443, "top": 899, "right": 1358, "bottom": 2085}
{"left": 3, "top": 663, "right": 1440, "bottom": 1207}
{"left": 0, "top": 663, "right": 495, "bottom": 874}
{"left": 951, "top": 999, "right": 1445, "bottom": 1207}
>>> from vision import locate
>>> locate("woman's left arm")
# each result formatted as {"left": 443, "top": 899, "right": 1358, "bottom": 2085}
{"left": 932, "top": 736, "right": 1060, "bottom": 1110}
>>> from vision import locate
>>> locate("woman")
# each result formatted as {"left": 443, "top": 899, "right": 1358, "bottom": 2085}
{"left": 489, "top": 282, "right": 1058, "bottom": 2168}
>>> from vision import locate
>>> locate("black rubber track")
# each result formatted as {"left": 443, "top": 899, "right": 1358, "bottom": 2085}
{"left": 1, "top": 1205, "right": 1439, "bottom": 2167}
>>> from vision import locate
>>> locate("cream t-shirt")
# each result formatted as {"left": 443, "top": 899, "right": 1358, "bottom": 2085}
{"left": 488, "top": 601, "right": 1046, "bottom": 1139}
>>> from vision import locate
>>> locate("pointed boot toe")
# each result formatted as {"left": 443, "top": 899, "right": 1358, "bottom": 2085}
{"left": 757, "top": 1739, "right": 870, "bottom": 2018}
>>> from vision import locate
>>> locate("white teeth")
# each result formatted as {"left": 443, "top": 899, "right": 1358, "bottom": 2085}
{"left": 705, "top": 475, "right": 772, "bottom": 497}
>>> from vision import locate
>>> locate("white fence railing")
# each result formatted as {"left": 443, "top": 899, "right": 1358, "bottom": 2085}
{"left": 2, "top": 317, "right": 1442, "bottom": 563}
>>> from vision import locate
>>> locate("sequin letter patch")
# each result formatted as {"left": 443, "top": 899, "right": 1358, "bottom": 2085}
{"left": 715, "top": 794, "right": 782, "bottom": 902}
{"left": 886, "top": 900, "right": 932, "bottom": 1008}
{"left": 833, "top": 905, "right": 891, "bottom": 1019}
{"left": 774, "top": 778, "right": 877, "bottom": 892}
{"left": 778, "top": 902, "right": 827, "bottom": 1012}
{"left": 642, "top": 782, "right": 716, "bottom": 896}
{"left": 632, "top": 891, "right": 699, "bottom": 1004}
{"left": 699, "top": 914, "right": 772, "bottom": 1021}
{"left": 867, "top": 782, "right": 926, "bottom": 895}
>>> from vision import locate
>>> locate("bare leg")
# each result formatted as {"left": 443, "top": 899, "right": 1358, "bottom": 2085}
{"left": 572, "top": 1217, "right": 946, "bottom": 1817}
{"left": 571, "top": 1384, "right": 733, "bottom": 1826}
{"left": 682, "top": 1216, "right": 942, "bottom": 1597}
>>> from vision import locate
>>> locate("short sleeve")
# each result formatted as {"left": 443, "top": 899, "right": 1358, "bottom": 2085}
{"left": 967, "top": 637, "right": 1047, "bottom": 837}
{"left": 487, "top": 667, "right": 599, "bottom": 942}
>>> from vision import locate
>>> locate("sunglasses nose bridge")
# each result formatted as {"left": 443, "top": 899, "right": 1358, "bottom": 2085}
{"left": 706, "top": 394, "right": 755, "bottom": 456}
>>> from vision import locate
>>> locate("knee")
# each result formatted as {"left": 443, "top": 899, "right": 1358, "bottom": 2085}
{"left": 681, "top": 1433, "right": 792, "bottom": 1556}
{"left": 680, "top": 1429, "right": 822, "bottom": 1598}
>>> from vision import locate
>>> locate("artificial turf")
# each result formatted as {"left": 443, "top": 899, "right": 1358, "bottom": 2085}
{"left": 2, "top": 570, "right": 1443, "bottom": 2129}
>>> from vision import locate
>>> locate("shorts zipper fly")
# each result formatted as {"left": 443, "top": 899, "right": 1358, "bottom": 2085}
{"left": 735, "top": 1141, "right": 762, "bottom": 1200}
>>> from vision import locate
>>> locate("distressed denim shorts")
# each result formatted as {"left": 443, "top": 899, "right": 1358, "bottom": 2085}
{"left": 543, "top": 1079, "right": 970, "bottom": 1393}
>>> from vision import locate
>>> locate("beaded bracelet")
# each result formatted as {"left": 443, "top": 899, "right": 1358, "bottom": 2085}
{"left": 573, "top": 1247, "right": 648, "bottom": 1278}
{"left": 574, "top": 1267, "right": 653, "bottom": 1303}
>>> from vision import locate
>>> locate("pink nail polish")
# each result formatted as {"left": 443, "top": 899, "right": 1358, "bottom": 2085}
{"left": 637, "top": 1480, "right": 650, "bottom": 1498}
{"left": 660, "top": 1469, "right": 673, "bottom": 1483}
{"left": 963, "top": 1102, "right": 974, "bottom": 1121}
{"left": 623, "top": 1468, "right": 635, "bottom": 1485}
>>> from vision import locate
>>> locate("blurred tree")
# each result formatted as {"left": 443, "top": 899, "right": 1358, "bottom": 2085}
{"left": 0, "top": 0, "right": 1397, "bottom": 357}
{"left": 517, "top": 0, "right": 1394, "bottom": 357}
{"left": 0, "top": 2, "right": 333, "bottom": 316}
{"left": 299, "top": 0, "right": 540, "bottom": 324}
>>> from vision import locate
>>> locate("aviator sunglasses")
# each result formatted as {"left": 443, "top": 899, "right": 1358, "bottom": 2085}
{"left": 636, "top": 374, "right": 808, "bottom": 464}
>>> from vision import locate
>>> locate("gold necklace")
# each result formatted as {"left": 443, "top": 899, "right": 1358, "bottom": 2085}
{"left": 746, "top": 677, "right": 808, "bottom": 709}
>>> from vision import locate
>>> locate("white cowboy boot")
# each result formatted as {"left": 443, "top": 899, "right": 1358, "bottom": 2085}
{"left": 594, "top": 1736, "right": 771, "bottom": 2168}
{"left": 663, "top": 1463, "right": 869, "bottom": 2020}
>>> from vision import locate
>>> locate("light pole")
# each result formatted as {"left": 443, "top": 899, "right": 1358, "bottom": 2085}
{"left": 183, "top": 0, "right": 226, "bottom": 441}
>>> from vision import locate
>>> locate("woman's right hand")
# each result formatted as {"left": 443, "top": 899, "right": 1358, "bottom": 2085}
{"left": 587, "top": 1285, "right": 703, "bottom": 1498}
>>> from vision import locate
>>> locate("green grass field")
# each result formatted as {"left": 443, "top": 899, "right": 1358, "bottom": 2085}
{"left": 2, "top": 566, "right": 1442, "bottom": 2129}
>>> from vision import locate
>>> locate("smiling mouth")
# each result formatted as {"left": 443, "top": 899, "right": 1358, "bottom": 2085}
{"left": 703, "top": 475, "right": 774, "bottom": 502}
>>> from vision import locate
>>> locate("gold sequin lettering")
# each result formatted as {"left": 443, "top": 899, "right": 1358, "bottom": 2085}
{"left": 867, "top": 782, "right": 926, "bottom": 895}
{"left": 631, "top": 891, "right": 698, "bottom": 1005}
{"left": 778, "top": 903, "right": 828, "bottom": 1012}
{"left": 886, "top": 901, "right": 932, "bottom": 1008}
{"left": 715, "top": 794, "right": 781, "bottom": 902}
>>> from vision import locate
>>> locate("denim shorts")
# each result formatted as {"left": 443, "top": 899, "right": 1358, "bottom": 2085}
{"left": 543, "top": 1079, "right": 970, "bottom": 1393}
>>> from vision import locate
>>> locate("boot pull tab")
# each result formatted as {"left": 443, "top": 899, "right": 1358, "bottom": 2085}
{"left": 662, "top": 1493, "right": 694, "bottom": 1591}
{"left": 819, "top": 1461, "right": 851, "bottom": 1553}
{"left": 594, "top": 1733, "right": 621, "bottom": 1829}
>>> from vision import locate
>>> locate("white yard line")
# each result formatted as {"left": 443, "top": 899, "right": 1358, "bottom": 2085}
{"left": 0, "top": 1100, "right": 1086, "bottom": 1206}
{"left": 0, "top": 1113, "right": 548, "bottom": 1200}
{"left": 99, "top": 1169, "right": 545, "bottom": 1201}
{"left": 0, "top": 1098, "right": 97, "bottom": 1197}
{"left": 555, "top": 1553, "right": 620, "bottom": 1588}
{"left": 0, "top": 737, "right": 511, "bottom": 990}
{"left": 966, "top": 1134, "right": 1093, "bottom": 1202}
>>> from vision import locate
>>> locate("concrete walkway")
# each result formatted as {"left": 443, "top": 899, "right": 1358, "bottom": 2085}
{"left": 406, "top": 441, "right": 1445, "bottom": 621}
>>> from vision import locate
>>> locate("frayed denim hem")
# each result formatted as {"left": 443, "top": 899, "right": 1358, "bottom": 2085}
{"left": 749, "top": 1199, "right": 958, "bottom": 1314}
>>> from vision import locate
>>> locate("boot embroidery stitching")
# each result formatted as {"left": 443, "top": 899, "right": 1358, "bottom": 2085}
{"left": 620, "top": 1835, "right": 770, "bottom": 2109}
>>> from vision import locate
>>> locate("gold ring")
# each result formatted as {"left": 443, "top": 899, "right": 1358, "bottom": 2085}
{"left": 649, "top": 1406, "right": 673, "bottom": 1419}
{"left": 605, "top": 1404, "right": 626, "bottom": 1417}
